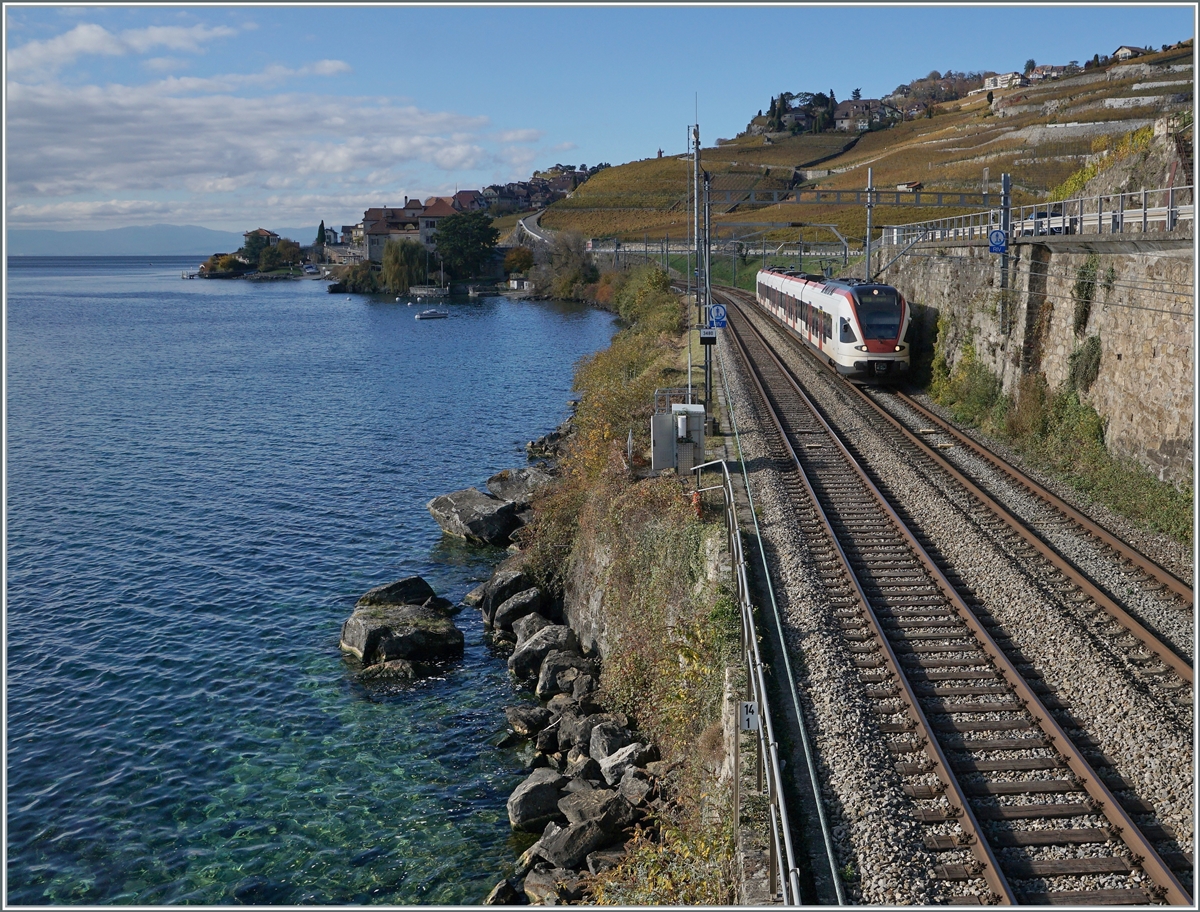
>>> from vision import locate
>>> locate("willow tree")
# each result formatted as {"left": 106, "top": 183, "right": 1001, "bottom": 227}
{"left": 381, "top": 239, "right": 428, "bottom": 294}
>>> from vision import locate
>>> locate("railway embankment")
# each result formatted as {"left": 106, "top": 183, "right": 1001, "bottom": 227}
{"left": 716, "top": 294, "right": 1193, "bottom": 903}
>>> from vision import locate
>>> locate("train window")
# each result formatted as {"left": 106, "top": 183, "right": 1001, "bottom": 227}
{"left": 854, "top": 287, "right": 902, "bottom": 340}
{"left": 840, "top": 318, "right": 857, "bottom": 343}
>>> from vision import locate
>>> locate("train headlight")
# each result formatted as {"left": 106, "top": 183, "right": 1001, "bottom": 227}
{"left": 855, "top": 345, "right": 868, "bottom": 352}
{"left": 895, "top": 345, "right": 905, "bottom": 352}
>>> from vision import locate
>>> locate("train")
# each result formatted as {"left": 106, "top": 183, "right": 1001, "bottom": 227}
{"left": 754, "top": 267, "right": 911, "bottom": 379}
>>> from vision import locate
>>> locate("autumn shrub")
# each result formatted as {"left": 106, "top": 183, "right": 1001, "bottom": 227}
{"left": 588, "top": 792, "right": 737, "bottom": 905}
{"left": 1072, "top": 254, "right": 1099, "bottom": 335}
{"left": 518, "top": 264, "right": 739, "bottom": 901}
{"left": 1067, "top": 335, "right": 1103, "bottom": 393}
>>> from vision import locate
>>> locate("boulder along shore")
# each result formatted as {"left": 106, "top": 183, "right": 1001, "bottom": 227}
{"left": 413, "top": 409, "right": 674, "bottom": 905}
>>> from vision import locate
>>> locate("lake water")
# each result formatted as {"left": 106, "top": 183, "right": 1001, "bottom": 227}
{"left": 5, "top": 257, "right": 617, "bottom": 904}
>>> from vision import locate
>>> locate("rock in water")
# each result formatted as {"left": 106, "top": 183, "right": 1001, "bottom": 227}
{"left": 507, "top": 768, "right": 568, "bottom": 832}
{"left": 486, "top": 467, "right": 552, "bottom": 506}
{"left": 479, "top": 569, "right": 534, "bottom": 627}
{"left": 340, "top": 604, "right": 464, "bottom": 667}
{"left": 492, "top": 587, "right": 543, "bottom": 631}
{"left": 532, "top": 820, "right": 609, "bottom": 870}
{"left": 427, "top": 487, "right": 520, "bottom": 546}
{"left": 508, "top": 625, "right": 579, "bottom": 679}
{"left": 356, "top": 576, "right": 437, "bottom": 607}
{"left": 482, "top": 877, "right": 526, "bottom": 905}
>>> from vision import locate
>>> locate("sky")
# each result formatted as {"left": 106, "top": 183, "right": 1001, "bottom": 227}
{"left": 4, "top": 3, "right": 1196, "bottom": 234}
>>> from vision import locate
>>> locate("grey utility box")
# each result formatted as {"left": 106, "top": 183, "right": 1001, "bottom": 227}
{"left": 651, "top": 403, "right": 705, "bottom": 473}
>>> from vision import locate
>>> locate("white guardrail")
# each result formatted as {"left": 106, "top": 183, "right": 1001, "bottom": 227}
{"left": 883, "top": 184, "right": 1193, "bottom": 246}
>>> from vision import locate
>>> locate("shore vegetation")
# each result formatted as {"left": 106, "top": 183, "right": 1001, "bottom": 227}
{"left": 520, "top": 265, "right": 739, "bottom": 903}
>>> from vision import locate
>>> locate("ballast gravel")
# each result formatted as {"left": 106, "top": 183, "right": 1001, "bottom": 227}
{"left": 713, "top": 310, "right": 1195, "bottom": 901}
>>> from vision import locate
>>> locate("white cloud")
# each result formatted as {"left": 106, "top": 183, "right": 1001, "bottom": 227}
{"left": 7, "top": 22, "right": 237, "bottom": 74}
{"left": 4, "top": 73, "right": 550, "bottom": 229}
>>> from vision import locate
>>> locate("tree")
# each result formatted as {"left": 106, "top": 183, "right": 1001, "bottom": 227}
{"left": 504, "top": 246, "right": 535, "bottom": 274}
{"left": 381, "top": 239, "right": 427, "bottom": 293}
{"left": 240, "top": 232, "right": 270, "bottom": 264}
{"left": 277, "top": 238, "right": 301, "bottom": 265}
{"left": 987, "top": 90, "right": 994, "bottom": 105}
{"left": 1023, "top": 58, "right": 1036, "bottom": 75}
{"left": 432, "top": 210, "right": 500, "bottom": 279}
{"left": 315, "top": 220, "right": 326, "bottom": 246}
{"left": 851, "top": 87, "right": 862, "bottom": 100}
{"left": 531, "top": 231, "right": 598, "bottom": 299}
{"left": 258, "top": 244, "right": 282, "bottom": 271}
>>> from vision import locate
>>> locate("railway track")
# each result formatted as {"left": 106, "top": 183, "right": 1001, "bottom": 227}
{"left": 720, "top": 295, "right": 1193, "bottom": 905}
{"left": 718, "top": 285, "right": 1193, "bottom": 693}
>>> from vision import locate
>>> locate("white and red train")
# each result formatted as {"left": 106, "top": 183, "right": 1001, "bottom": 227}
{"left": 754, "top": 268, "right": 911, "bottom": 379}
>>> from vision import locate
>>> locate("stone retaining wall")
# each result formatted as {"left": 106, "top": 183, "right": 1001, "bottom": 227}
{"left": 875, "top": 236, "right": 1193, "bottom": 484}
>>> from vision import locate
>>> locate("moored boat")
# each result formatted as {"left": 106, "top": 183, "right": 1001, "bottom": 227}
{"left": 414, "top": 309, "right": 449, "bottom": 320}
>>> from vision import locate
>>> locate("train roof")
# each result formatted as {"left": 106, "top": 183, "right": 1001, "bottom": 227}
{"left": 757, "top": 267, "right": 895, "bottom": 293}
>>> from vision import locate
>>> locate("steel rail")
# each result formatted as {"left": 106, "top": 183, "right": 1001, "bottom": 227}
{"left": 718, "top": 284, "right": 1193, "bottom": 686}
{"left": 846, "top": 384, "right": 1194, "bottom": 686}
{"left": 724, "top": 298, "right": 1194, "bottom": 906}
{"left": 891, "top": 388, "right": 1193, "bottom": 607}
{"left": 716, "top": 337, "right": 850, "bottom": 903}
{"left": 726, "top": 309, "right": 1015, "bottom": 903}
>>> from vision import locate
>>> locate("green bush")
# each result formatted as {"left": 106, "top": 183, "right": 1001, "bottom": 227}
{"left": 932, "top": 355, "right": 1191, "bottom": 546}
{"left": 1072, "top": 254, "right": 1099, "bottom": 335}
{"left": 1067, "top": 336, "right": 1103, "bottom": 393}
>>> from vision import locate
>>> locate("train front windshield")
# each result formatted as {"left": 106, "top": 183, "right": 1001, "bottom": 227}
{"left": 854, "top": 288, "right": 903, "bottom": 340}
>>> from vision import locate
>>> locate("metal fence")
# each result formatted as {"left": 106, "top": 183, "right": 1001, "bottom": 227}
{"left": 882, "top": 183, "right": 1194, "bottom": 246}
{"left": 693, "top": 456, "right": 806, "bottom": 904}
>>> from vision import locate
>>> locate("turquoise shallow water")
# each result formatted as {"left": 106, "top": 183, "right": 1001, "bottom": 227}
{"left": 5, "top": 257, "right": 616, "bottom": 904}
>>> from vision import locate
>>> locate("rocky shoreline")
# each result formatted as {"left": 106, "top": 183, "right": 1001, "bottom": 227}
{"left": 339, "top": 410, "right": 667, "bottom": 904}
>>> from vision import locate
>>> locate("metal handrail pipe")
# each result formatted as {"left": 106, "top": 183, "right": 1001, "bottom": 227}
{"left": 693, "top": 457, "right": 804, "bottom": 904}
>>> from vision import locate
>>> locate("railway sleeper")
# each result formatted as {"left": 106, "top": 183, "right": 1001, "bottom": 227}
{"left": 934, "top": 857, "right": 1134, "bottom": 881}
{"left": 1012, "top": 887, "right": 1152, "bottom": 905}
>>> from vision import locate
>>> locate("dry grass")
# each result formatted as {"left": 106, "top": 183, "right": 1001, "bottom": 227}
{"left": 540, "top": 61, "right": 1191, "bottom": 242}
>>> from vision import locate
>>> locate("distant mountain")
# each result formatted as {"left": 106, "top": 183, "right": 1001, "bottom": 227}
{"left": 7, "top": 225, "right": 246, "bottom": 257}
{"left": 6, "top": 224, "right": 328, "bottom": 257}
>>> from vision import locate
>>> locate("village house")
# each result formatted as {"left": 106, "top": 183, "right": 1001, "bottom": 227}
{"left": 362, "top": 201, "right": 423, "bottom": 262}
{"left": 452, "top": 189, "right": 486, "bottom": 212}
{"left": 983, "top": 72, "right": 1030, "bottom": 91}
{"left": 1113, "top": 45, "right": 1152, "bottom": 61}
{"left": 420, "top": 197, "right": 459, "bottom": 246}
{"left": 1029, "top": 64, "right": 1069, "bottom": 81}
{"left": 834, "top": 99, "right": 893, "bottom": 132}
{"left": 243, "top": 228, "right": 280, "bottom": 247}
